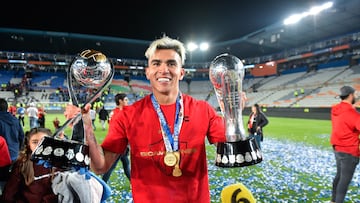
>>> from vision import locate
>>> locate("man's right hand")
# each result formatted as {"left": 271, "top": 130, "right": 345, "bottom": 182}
{"left": 64, "top": 104, "right": 81, "bottom": 120}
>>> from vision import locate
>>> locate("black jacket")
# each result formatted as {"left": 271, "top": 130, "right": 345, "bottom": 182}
{"left": 99, "top": 108, "right": 109, "bottom": 121}
{"left": 247, "top": 111, "right": 269, "bottom": 135}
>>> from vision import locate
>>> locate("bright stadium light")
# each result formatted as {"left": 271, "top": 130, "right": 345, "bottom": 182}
{"left": 309, "top": 2, "right": 333, "bottom": 15}
{"left": 199, "top": 42, "right": 209, "bottom": 51}
{"left": 187, "top": 42, "right": 198, "bottom": 52}
{"left": 283, "top": 1, "right": 333, "bottom": 25}
{"left": 187, "top": 41, "right": 210, "bottom": 63}
{"left": 187, "top": 41, "right": 209, "bottom": 52}
{"left": 283, "top": 13, "right": 304, "bottom": 25}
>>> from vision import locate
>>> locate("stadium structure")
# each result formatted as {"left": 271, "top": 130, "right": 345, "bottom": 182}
{"left": 1, "top": 0, "right": 360, "bottom": 119}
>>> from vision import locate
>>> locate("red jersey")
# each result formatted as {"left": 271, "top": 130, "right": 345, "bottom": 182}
{"left": 109, "top": 107, "right": 121, "bottom": 121}
{"left": 331, "top": 101, "right": 360, "bottom": 157}
{"left": 8, "top": 105, "right": 16, "bottom": 117}
{"left": 38, "top": 107, "right": 45, "bottom": 119}
{"left": 0, "top": 136, "right": 11, "bottom": 167}
{"left": 102, "top": 94, "right": 226, "bottom": 203}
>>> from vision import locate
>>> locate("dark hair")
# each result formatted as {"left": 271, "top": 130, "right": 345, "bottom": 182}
{"left": 254, "top": 103, "right": 261, "bottom": 113}
{"left": 114, "top": 93, "right": 127, "bottom": 106}
{"left": 23, "top": 128, "right": 52, "bottom": 151}
{"left": 19, "top": 127, "right": 52, "bottom": 186}
{"left": 340, "top": 95, "right": 346, "bottom": 100}
{"left": 0, "top": 98, "right": 8, "bottom": 112}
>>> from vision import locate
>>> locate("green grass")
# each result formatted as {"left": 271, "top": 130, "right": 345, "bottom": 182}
{"left": 264, "top": 117, "right": 332, "bottom": 148}
{"left": 25, "top": 114, "right": 332, "bottom": 149}
{"left": 22, "top": 113, "right": 109, "bottom": 141}
{"left": 25, "top": 114, "right": 337, "bottom": 202}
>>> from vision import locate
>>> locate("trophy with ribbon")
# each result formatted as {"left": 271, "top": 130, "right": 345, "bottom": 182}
{"left": 209, "top": 53, "right": 262, "bottom": 167}
{"left": 31, "top": 49, "right": 114, "bottom": 170}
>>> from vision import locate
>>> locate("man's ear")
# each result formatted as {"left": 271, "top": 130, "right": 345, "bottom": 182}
{"left": 145, "top": 67, "right": 149, "bottom": 80}
{"left": 179, "top": 68, "right": 185, "bottom": 80}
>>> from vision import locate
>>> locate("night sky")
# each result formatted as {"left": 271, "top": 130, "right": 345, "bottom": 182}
{"left": 0, "top": 0, "right": 326, "bottom": 43}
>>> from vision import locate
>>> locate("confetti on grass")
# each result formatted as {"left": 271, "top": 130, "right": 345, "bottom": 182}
{"left": 104, "top": 138, "right": 360, "bottom": 203}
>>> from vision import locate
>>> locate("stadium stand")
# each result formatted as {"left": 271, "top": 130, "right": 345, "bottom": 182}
{"left": 1, "top": 30, "right": 360, "bottom": 112}
{"left": 1, "top": 62, "right": 360, "bottom": 111}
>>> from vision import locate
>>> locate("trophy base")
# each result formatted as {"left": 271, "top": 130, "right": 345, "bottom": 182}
{"left": 215, "top": 137, "right": 262, "bottom": 168}
{"left": 31, "top": 136, "right": 90, "bottom": 170}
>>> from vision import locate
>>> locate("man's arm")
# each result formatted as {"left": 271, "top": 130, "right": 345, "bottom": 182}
{"left": 84, "top": 126, "right": 120, "bottom": 174}
{"left": 66, "top": 103, "right": 118, "bottom": 174}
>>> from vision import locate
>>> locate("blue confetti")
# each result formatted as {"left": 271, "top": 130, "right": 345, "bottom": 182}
{"left": 102, "top": 138, "right": 360, "bottom": 202}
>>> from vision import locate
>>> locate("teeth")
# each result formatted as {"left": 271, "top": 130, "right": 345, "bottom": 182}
{"left": 158, "top": 78, "right": 170, "bottom": 82}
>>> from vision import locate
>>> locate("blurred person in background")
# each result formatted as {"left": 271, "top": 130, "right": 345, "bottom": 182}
{"left": 26, "top": 102, "right": 38, "bottom": 129}
{"left": 0, "top": 98, "right": 24, "bottom": 194}
{"left": 0, "top": 136, "right": 11, "bottom": 196}
{"left": 330, "top": 85, "right": 360, "bottom": 203}
{"left": 247, "top": 103, "right": 268, "bottom": 149}
{"left": 16, "top": 103, "right": 25, "bottom": 127}
{"left": 98, "top": 106, "right": 109, "bottom": 131}
{"left": 53, "top": 117, "right": 60, "bottom": 130}
{"left": 37, "top": 105, "right": 46, "bottom": 128}
{"left": 102, "top": 93, "right": 131, "bottom": 182}
{"left": 7, "top": 103, "right": 16, "bottom": 117}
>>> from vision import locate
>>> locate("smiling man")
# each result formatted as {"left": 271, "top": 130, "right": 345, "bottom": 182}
{"left": 68, "top": 36, "right": 227, "bottom": 203}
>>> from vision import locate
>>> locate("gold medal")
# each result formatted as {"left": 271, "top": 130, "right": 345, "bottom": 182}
{"left": 172, "top": 151, "right": 182, "bottom": 177}
{"left": 173, "top": 151, "right": 180, "bottom": 161}
{"left": 164, "top": 152, "right": 177, "bottom": 166}
{"left": 172, "top": 165, "right": 182, "bottom": 177}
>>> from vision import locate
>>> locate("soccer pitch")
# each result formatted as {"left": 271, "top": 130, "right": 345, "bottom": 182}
{"left": 23, "top": 114, "right": 360, "bottom": 202}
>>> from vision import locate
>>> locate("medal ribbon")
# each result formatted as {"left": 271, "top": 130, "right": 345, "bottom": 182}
{"left": 151, "top": 93, "right": 184, "bottom": 152}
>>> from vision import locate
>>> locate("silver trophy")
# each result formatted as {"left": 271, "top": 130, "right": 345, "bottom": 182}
{"left": 209, "top": 53, "right": 262, "bottom": 167}
{"left": 31, "top": 50, "right": 114, "bottom": 169}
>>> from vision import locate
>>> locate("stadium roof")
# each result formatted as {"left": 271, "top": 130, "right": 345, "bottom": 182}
{"left": 0, "top": 0, "right": 359, "bottom": 64}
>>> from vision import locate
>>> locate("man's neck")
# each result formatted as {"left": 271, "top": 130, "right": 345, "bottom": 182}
{"left": 342, "top": 99, "right": 352, "bottom": 104}
{"left": 153, "top": 91, "right": 179, "bottom": 105}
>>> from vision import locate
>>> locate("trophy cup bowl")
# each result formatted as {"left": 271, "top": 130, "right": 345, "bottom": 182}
{"left": 209, "top": 53, "right": 262, "bottom": 168}
{"left": 31, "top": 50, "right": 114, "bottom": 170}
{"left": 71, "top": 49, "right": 113, "bottom": 88}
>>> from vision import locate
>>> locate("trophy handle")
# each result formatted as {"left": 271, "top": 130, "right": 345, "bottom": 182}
{"left": 53, "top": 56, "right": 115, "bottom": 142}
{"left": 32, "top": 50, "right": 114, "bottom": 170}
{"left": 67, "top": 65, "right": 84, "bottom": 142}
